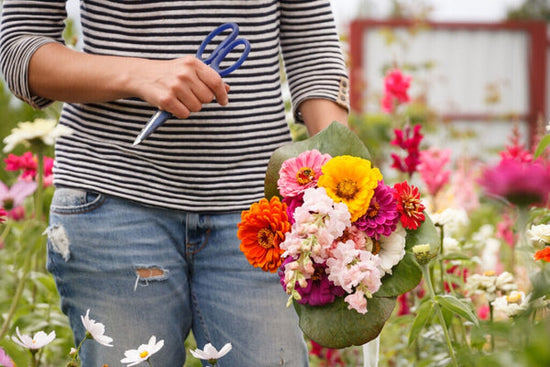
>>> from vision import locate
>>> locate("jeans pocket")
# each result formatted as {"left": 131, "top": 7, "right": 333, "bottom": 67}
{"left": 50, "top": 187, "right": 105, "bottom": 215}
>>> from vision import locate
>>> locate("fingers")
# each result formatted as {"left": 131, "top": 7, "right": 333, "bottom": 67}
{"left": 150, "top": 56, "right": 230, "bottom": 119}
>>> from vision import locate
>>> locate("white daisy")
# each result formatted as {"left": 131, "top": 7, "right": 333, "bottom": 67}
{"left": 80, "top": 309, "right": 114, "bottom": 347}
{"left": 189, "top": 342, "right": 232, "bottom": 362}
{"left": 11, "top": 327, "right": 55, "bottom": 350}
{"left": 3, "top": 118, "right": 73, "bottom": 153}
{"left": 121, "top": 336, "right": 164, "bottom": 366}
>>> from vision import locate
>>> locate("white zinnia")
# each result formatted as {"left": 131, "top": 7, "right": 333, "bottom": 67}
{"left": 81, "top": 309, "right": 114, "bottom": 347}
{"left": 492, "top": 291, "right": 528, "bottom": 317}
{"left": 527, "top": 224, "right": 550, "bottom": 248}
{"left": 121, "top": 335, "right": 164, "bottom": 366}
{"left": 377, "top": 224, "right": 406, "bottom": 275}
{"left": 430, "top": 208, "right": 469, "bottom": 237}
{"left": 3, "top": 118, "right": 73, "bottom": 153}
{"left": 190, "top": 342, "right": 232, "bottom": 361}
{"left": 11, "top": 327, "right": 55, "bottom": 350}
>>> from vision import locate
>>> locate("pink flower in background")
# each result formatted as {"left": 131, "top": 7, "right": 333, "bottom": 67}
{"left": 0, "top": 207, "right": 7, "bottom": 223}
{"left": 496, "top": 212, "right": 517, "bottom": 247}
{"left": 418, "top": 147, "right": 452, "bottom": 196}
{"left": 479, "top": 157, "right": 550, "bottom": 207}
{"left": 277, "top": 149, "right": 331, "bottom": 197}
{"left": 0, "top": 347, "right": 14, "bottom": 367}
{"left": 500, "top": 124, "right": 533, "bottom": 163}
{"left": 0, "top": 180, "right": 38, "bottom": 219}
{"left": 391, "top": 124, "right": 423, "bottom": 177}
{"left": 449, "top": 158, "right": 480, "bottom": 213}
{"left": 381, "top": 68, "right": 412, "bottom": 113}
{"left": 4, "top": 152, "right": 54, "bottom": 187}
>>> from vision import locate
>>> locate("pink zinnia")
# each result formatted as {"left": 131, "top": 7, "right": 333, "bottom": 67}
{"left": 479, "top": 157, "right": 550, "bottom": 207}
{"left": 418, "top": 147, "right": 452, "bottom": 196}
{"left": 4, "top": 152, "right": 55, "bottom": 187}
{"left": 282, "top": 194, "right": 304, "bottom": 225}
{"left": 381, "top": 68, "right": 412, "bottom": 113}
{"left": 355, "top": 182, "right": 400, "bottom": 239}
{"left": 277, "top": 149, "right": 331, "bottom": 197}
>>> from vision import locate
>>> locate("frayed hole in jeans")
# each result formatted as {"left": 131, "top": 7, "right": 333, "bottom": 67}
{"left": 134, "top": 267, "right": 168, "bottom": 290}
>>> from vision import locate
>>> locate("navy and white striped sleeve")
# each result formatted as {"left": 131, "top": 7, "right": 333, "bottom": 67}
{"left": 279, "top": 0, "right": 349, "bottom": 122}
{"left": 0, "top": 0, "right": 67, "bottom": 109}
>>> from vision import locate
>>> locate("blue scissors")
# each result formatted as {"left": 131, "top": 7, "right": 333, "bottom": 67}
{"left": 133, "top": 22, "right": 251, "bottom": 146}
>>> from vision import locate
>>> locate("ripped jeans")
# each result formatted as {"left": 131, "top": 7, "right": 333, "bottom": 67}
{"left": 46, "top": 187, "right": 308, "bottom": 367}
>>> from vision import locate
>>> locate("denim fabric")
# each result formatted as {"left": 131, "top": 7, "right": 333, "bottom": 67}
{"left": 46, "top": 187, "right": 308, "bottom": 366}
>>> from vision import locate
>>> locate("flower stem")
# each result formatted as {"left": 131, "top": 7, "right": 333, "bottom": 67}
{"left": 421, "top": 264, "right": 459, "bottom": 367}
{"left": 0, "top": 252, "right": 32, "bottom": 340}
{"left": 34, "top": 147, "right": 45, "bottom": 222}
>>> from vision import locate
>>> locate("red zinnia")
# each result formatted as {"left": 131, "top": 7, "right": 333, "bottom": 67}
{"left": 393, "top": 181, "right": 425, "bottom": 230}
{"left": 534, "top": 247, "right": 550, "bottom": 262}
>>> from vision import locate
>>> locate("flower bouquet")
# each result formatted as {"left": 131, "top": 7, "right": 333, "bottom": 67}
{"left": 238, "top": 122, "right": 439, "bottom": 348}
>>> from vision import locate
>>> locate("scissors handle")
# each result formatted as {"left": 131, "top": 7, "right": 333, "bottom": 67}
{"left": 196, "top": 22, "right": 251, "bottom": 77}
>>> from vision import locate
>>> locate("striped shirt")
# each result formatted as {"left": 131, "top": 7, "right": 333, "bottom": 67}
{"left": 0, "top": 0, "right": 349, "bottom": 212}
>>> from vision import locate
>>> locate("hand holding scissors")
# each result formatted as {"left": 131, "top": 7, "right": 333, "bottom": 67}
{"left": 133, "top": 22, "right": 251, "bottom": 146}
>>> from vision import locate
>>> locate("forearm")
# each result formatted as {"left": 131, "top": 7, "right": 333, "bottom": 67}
{"left": 27, "top": 42, "right": 228, "bottom": 118}
{"left": 299, "top": 98, "right": 349, "bottom": 136}
{"left": 28, "top": 43, "right": 140, "bottom": 103}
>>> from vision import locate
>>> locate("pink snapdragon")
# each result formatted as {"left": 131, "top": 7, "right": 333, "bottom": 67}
{"left": 418, "top": 147, "right": 452, "bottom": 196}
{"left": 381, "top": 68, "right": 412, "bottom": 113}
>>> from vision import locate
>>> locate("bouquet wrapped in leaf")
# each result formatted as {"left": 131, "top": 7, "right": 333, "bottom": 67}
{"left": 238, "top": 122, "right": 439, "bottom": 348}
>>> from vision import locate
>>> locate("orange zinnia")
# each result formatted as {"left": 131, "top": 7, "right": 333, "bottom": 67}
{"left": 237, "top": 196, "right": 291, "bottom": 272}
{"left": 534, "top": 247, "right": 550, "bottom": 262}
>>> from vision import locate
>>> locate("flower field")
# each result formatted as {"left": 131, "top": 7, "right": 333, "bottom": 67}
{"left": 1, "top": 58, "right": 550, "bottom": 367}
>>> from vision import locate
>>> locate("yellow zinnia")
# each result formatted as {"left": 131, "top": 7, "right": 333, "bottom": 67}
{"left": 317, "top": 156, "right": 382, "bottom": 222}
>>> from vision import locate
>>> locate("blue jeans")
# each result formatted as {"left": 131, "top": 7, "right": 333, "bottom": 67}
{"left": 46, "top": 187, "right": 308, "bottom": 366}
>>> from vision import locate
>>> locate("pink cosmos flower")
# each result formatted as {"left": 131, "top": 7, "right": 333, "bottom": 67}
{"left": 0, "top": 180, "right": 38, "bottom": 219}
{"left": 355, "top": 182, "right": 400, "bottom": 239}
{"left": 418, "top": 147, "right": 452, "bottom": 196}
{"left": 479, "top": 157, "right": 550, "bottom": 207}
{"left": 0, "top": 347, "right": 14, "bottom": 367}
{"left": 381, "top": 68, "right": 412, "bottom": 113}
{"left": 277, "top": 149, "right": 331, "bottom": 197}
{"left": 391, "top": 124, "right": 423, "bottom": 177}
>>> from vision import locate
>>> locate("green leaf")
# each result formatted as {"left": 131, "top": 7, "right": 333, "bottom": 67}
{"left": 376, "top": 252, "right": 421, "bottom": 297}
{"left": 435, "top": 294, "right": 479, "bottom": 326}
{"left": 408, "top": 299, "right": 434, "bottom": 346}
{"left": 534, "top": 134, "right": 550, "bottom": 159}
{"left": 294, "top": 296, "right": 395, "bottom": 349}
{"left": 405, "top": 213, "right": 440, "bottom": 252}
{"left": 265, "top": 121, "right": 371, "bottom": 198}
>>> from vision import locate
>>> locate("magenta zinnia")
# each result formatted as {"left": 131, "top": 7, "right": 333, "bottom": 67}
{"left": 277, "top": 149, "right": 331, "bottom": 197}
{"left": 479, "top": 157, "right": 550, "bottom": 207}
{"left": 355, "top": 182, "right": 400, "bottom": 239}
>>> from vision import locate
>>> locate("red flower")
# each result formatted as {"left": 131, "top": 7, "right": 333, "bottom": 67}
{"left": 393, "top": 181, "right": 425, "bottom": 230}
{"left": 391, "top": 124, "right": 423, "bottom": 177}
{"left": 534, "top": 247, "right": 550, "bottom": 262}
{"left": 0, "top": 207, "right": 6, "bottom": 223}
{"left": 381, "top": 68, "right": 412, "bottom": 113}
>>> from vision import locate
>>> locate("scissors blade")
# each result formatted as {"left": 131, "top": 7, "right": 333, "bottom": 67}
{"left": 133, "top": 110, "right": 172, "bottom": 146}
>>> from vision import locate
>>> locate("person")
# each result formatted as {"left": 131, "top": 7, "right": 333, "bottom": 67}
{"left": 0, "top": 1, "right": 350, "bottom": 366}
